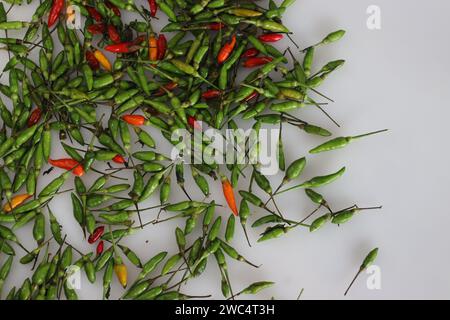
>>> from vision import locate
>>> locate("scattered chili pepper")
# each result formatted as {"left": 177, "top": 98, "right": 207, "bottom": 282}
{"left": 243, "top": 56, "right": 273, "bottom": 68}
{"left": 188, "top": 116, "right": 201, "bottom": 130}
{"left": 3, "top": 194, "right": 32, "bottom": 212}
{"left": 112, "top": 154, "right": 126, "bottom": 164}
{"left": 88, "top": 226, "right": 105, "bottom": 244}
{"left": 87, "top": 23, "right": 106, "bottom": 35}
{"left": 202, "top": 89, "right": 221, "bottom": 100}
{"left": 148, "top": 0, "right": 157, "bottom": 17}
{"left": 107, "top": 25, "right": 121, "bottom": 43}
{"left": 93, "top": 49, "right": 112, "bottom": 71}
{"left": 218, "top": 35, "right": 237, "bottom": 64}
{"left": 242, "top": 48, "right": 259, "bottom": 58}
{"left": 121, "top": 115, "right": 147, "bottom": 126}
{"left": 157, "top": 35, "right": 167, "bottom": 60}
{"left": 105, "top": 1, "right": 121, "bottom": 16}
{"left": 48, "top": 158, "right": 85, "bottom": 176}
{"left": 221, "top": 176, "right": 239, "bottom": 216}
{"left": 27, "top": 107, "right": 42, "bottom": 127}
{"left": 104, "top": 42, "right": 133, "bottom": 53}
{"left": 86, "top": 6, "right": 103, "bottom": 22}
{"left": 258, "top": 33, "right": 284, "bottom": 42}
{"left": 208, "top": 22, "right": 225, "bottom": 30}
{"left": 86, "top": 50, "right": 100, "bottom": 70}
{"left": 48, "top": 0, "right": 64, "bottom": 27}
{"left": 149, "top": 35, "right": 158, "bottom": 61}
{"left": 114, "top": 262, "right": 128, "bottom": 288}
{"left": 96, "top": 241, "right": 104, "bottom": 255}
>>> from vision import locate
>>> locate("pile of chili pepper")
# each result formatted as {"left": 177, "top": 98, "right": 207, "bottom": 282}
{"left": 0, "top": 0, "right": 385, "bottom": 300}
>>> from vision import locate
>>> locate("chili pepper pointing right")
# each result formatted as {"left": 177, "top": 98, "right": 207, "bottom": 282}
{"left": 345, "top": 248, "right": 379, "bottom": 296}
{"left": 221, "top": 175, "right": 239, "bottom": 216}
{"left": 94, "top": 50, "right": 112, "bottom": 71}
{"left": 218, "top": 35, "right": 236, "bottom": 64}
{"left": 202, "top": 89, "right": 221, "bottom": 100}
{"left": 242, "top": 48, "right": 259, "bottom": 58}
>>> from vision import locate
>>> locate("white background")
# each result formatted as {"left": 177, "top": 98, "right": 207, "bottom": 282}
{"left": 1, "top": 0, "right": 449, "bottom": 300}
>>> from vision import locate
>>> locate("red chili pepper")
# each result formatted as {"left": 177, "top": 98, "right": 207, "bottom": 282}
{"left": 107, "top": 25, "right": 121, "bottom": 43}
{"left": 208, "top": 22, "right": 225, "bottom": 31}
{"left": 87, "top": 23, "right": 106, "bottom": 35}
{"left": 244, "top": 90, "right": 259, "bottom": 102}
{"left": 242, "top": 48, "right": 259, "bottom": 58}
{"left": 48, "top": 158, "right": 85, "bottom": 176}
{"left": 221, "top": 176, "right": 238, "bottom": 216}
{"left": 48, "top": 0, "right": 64, "bottom": 28}
{"left": 258, "top": 33, "right": 284, "bottom": 43}
{"left": 96, "top": 240, "right": 104, "bottom": 255}
{"left": 202, "top": 89, "right": 221, "bottom": 100}
{"left": 157, "top": 35, "right": 167, "bottom": 60}
{"left": 105, "top": 1, "right": 121, "bottom": 16}
{"left": 121, "top": 115, "right": 146, "bottom": 126}
{"left": 148, "top": 0, "right": 157, "bottom": 17}
{"left": 104, "top": 42, "right": 133, "bottom": 53}
{"left": 155, "top": 82, "right": 178, "bottom": 96}
{"left": 86, "top": 6, "right": 103, "bottom": 22}
{"left": 88, "top": 226, "right": 105, "bottom": 244}
{"left": 27, "top": 108, "right": 42, "bottom": 127}
{"left": 86, "top": 50, "right": 100, "bottom": 70}
{"left": 112, "top": 154, "right": 126, "bottom": 164}
{"left": 217, "top": 34, "right": 236, "bottom": 64}
{"left": 243, "top": 56, "right": 273, "bottom": 68}
{"left": 188, "top": 116, "right": 202, "bottom": 131}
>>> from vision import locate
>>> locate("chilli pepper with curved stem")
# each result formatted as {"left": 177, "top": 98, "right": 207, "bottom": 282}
{"left": 48, "top": 0, "right": 64, "bottom": 27}
{"left": 48, "top": 158, "right": 85, "bottom": 177}
{"left": 27, "top": 108, "right": 42, "bottom": 127}
{"left": 218, "top": 35, "right": 236, "bottom": 64}
{"left": 88, "top": 226, "right": 105, "bottom": 244}
{"left": 121, "top": 115, "right": 147, "bottom": 126}
{"left": 243, "top": 56, "right": 273, "bottom": 68}
{"left": 221, "top": 175, "right": 239, "bottom": 216}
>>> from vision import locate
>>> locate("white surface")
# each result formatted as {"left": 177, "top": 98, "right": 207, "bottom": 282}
{"left": 1, "top": 0, "right": 450, "bottom": 300}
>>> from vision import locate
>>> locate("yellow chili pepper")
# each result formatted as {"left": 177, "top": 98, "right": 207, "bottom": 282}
{"left": 94, "top": 50, "right": 112, "bottom": 72}
{"left": 228, "top": 8, "right": 263, "bottom": 17}
{"left": 149, "top": 36, "right": 158, "bottom": 61}
{"left": 114, "top": 263, "right": 128, "bottom": 288}
{"left": 3, "top": 194, "right": 32, "bottom": 212}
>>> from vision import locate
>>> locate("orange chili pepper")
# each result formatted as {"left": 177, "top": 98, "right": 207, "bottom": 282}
{"left": 149, "top": 36, "right": 158, "bottom": 61}
{"left": 3, "top": 194, "right": 33, "bottom": 213}
{"left": 112, "top": 154, "right": 126, "bottom": 164}
{"left": 217, "top": 34, "right": 236, "bottom": 64}
{"left": 114, "top": 263, "right": 128, "bottom": 288}
{"left": 93, "top": 50, "right": 112, "bottom": 71}
{"left": 27, "top": 108, "right": 42, "bottom": 127}
{"left": 121, "top": 115, "right": 147, "bottom": 126}
{"left": 49, "top": 158, "right": 85, "bottom": 176}
{"left": 221, "top": 175, "right": 239, "bottom": 216}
